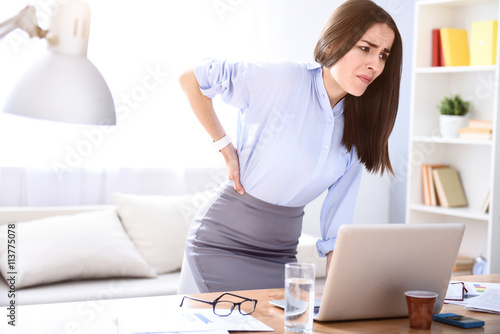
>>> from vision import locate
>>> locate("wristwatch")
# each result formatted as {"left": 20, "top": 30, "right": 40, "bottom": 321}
{"left": 213, "top": 134, "right": 232, "bottom": 152}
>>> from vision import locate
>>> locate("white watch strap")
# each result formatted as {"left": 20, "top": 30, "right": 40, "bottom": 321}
{"left": 213, "top": 134, "right": 232, "bottom": 151}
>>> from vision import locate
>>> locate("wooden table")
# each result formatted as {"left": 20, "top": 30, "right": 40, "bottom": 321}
{"left": 1, "top": 274, "right": 499, "bottom": 333}
{"left": 203, "top": 274, "right": 500, "bottom": 334}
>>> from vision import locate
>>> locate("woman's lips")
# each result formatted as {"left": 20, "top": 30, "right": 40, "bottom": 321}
{"left": 358, "top": 75, "right": 372, "bottom": 84}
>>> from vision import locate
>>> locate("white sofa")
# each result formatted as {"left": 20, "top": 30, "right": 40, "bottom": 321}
{"left": 0, "top": 192, "right": 326, "bottom": 306}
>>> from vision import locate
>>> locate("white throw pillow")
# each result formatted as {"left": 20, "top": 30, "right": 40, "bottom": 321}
{"left": 0, "top": 209, "right": 157, "bottom": 289}
{"left": 113, "top": 191, "right": 212, "bottom": 274}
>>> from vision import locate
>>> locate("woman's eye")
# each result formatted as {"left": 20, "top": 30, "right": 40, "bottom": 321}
{"left": 379, "top": 53, "right": 388, "bottom": 61}
{"left": 360, "top": 46, "right": 369, "bottom": 52}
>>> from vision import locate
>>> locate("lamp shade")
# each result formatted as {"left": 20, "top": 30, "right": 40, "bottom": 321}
{"left": 2, "top": 0, "right": 116, "bottom": 125}
{"left": 3, "top": 52, "right": 116, "bottom": 125}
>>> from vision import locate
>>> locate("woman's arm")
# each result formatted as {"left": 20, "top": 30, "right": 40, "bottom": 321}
{"left": 326, "top": 251, "right": 333, "bottom": 275}
{"left": 179, "top": 70, "right": 245, "bottom": 194}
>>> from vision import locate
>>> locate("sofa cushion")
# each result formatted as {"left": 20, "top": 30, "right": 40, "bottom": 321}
{"left": 0, "top": 209, "right": 156, "bottom": 289}
{"left": 113, "top": 191, "right": 212, "bottom": 274}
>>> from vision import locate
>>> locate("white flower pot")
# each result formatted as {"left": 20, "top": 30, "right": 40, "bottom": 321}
{"left": 439, "top": 115, "right": 468, "bottom": 138}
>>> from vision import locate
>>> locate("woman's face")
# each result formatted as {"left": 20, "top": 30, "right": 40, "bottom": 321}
{"left": 326, "top": 23, "right": 395, "bottom": 98}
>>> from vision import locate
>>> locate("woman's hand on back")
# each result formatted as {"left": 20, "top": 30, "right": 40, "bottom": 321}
{"left": 220, "top": 143, "right": 245, "bottom": 195}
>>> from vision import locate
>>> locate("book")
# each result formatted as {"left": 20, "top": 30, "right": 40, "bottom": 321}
{"left": 470, "top": 20, "right": 498, "bottom": 66}
{"left": 440, "top": 28, "right": 470, "bottom": 66}
{"left": 453, "top": 255, "right": 475, "bottom": 276}
{"left": 432, "top": 29, "right": 444, "bottom": 67}
{"left": 422, "top": 164, "right": 431, "bottom": 205}
{"left": 468, "top": 119, "right": 493, "bottom": 130}
{"left": 482, "top": 190, "right": 490, "bottom": 213}
{"left": 427, "top": 164, "right": 449, "bottom": 206}
{"left": 459, "top": 127, "right": 492, "bottom": 140}
{"left": 432, "top": 167, "right": 468, "bottom": 207}
{"left": 421, "top": 164, "right": 449, "bottom": 206}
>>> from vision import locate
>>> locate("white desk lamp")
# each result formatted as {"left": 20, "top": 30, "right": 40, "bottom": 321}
{"left": 0, "top": 0, "right": 116, "bottom": 125}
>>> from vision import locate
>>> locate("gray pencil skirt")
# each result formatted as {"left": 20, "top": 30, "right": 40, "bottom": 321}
{"left": 185, "top": 184, "right": 305, "bottom": 293}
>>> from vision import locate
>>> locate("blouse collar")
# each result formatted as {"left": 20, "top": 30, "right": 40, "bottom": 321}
{"left": 308, "top": 62, "right": 345, "bottom": 117}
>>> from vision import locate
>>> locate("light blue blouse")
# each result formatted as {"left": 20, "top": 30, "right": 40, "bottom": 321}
{"left": 194, "top": 59, "right": 363, "bottom": 257}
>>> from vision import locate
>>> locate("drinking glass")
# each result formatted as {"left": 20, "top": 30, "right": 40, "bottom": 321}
{"left": 284, "top": 262, "right": 315, "bottom": 333}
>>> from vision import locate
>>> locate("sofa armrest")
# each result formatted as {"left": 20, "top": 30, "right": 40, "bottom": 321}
{"left": 297, "top": 234, "right": 327, "bottom": 278}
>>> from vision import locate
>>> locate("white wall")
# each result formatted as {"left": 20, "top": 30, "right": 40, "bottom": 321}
{"left": 0, "top": 0, "right": 333, "bottom": 169}
{"left": 0, "top": 1, "right": 414, "bottom": 228}
{"left": 385, "top": 0, "right": 415, "bottom": 225}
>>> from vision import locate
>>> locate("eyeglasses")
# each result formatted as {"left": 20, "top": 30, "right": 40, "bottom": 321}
{"left": 179, "top": 292, "right": 257, "bottom": 316}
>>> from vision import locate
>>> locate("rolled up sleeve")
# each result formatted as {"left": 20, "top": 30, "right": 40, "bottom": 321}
{"left": 193, "top": 58, "right": 249, "bottom": 110}
{"left": 316, "top": 159, "right": 363, "bottom": 257}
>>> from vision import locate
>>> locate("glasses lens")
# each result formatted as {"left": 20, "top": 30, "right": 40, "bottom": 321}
{"left": 214, "top": 301, "right": 234, "bottom": 316}
{"left": 239, "top": 300, "right": 256, "bottom": 315}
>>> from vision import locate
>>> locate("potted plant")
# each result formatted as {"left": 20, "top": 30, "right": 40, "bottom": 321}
{"left": 438, "top": 94, "right": 471, "bottom": 138}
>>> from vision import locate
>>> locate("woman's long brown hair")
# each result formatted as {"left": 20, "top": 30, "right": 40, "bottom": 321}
{"left": 314, "top": 0, "right": 403, "bottom": 175}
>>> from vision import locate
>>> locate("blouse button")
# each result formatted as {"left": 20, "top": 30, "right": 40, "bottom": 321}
{"left": 327, "top": 118, "right": 333, "bottom": 123}
{"left": 324, "top": 144, "right": 329, "bottom": 150}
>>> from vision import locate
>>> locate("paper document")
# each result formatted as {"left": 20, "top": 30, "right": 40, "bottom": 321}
{"left": 118, "top": 308, "right": 274, "bottom": 333}
{"left": 465, "top": 288, "right": 500, "bottom": 314}
{"left": 445, "top": 281, "right": 500, "bottom": 311}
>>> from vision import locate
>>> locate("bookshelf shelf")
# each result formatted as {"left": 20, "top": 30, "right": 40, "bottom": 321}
{"left": 407, "top": 0, "right": 500, "bottom": 274}
{"left": 417, "top": 0, "right": 498, "bottom": 7}
{"left": 409, "top": 204, "right": 489, "bottom": 221}
{"left": 413, "top": 136, "right": 493, "bottom": 146}
{"left": 415, "top": 65, "right": 496, "bottom": 74}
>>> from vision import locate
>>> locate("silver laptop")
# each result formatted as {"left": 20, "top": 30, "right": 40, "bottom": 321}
{"left": 271, "top": 223, "right": 465, "bottom": 322}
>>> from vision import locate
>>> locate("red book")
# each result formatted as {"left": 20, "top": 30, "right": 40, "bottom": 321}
{"left": 432, "top": 29, "right": 444, "bottom": 67}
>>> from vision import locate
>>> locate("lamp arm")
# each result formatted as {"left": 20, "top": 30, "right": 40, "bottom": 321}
{"left": 0, "top": 5, "right": 47, "bottom": 40}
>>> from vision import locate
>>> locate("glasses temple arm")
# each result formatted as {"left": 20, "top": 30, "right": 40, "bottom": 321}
{"left": 179, "top": 295, "right": 215, "bottom": 307}
{"left": 218, "top": 292, "right": 257, "bottom": 302}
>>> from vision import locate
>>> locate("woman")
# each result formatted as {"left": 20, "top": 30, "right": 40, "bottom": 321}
{"left": 179, "top": 0, "right": 402, "bottom": 293}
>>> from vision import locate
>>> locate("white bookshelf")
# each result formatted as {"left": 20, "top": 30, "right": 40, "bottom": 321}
{"left": 407, "top": 0, "right": 500, "bottom": 274}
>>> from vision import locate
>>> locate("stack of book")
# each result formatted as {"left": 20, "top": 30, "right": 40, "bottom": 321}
{"left": 452, "top": 255, "right": 475, "bottom": 276}
{"left": 459, "top": 119, "right": 493, "bottom": 140}
{"left": 421, "top": 164, "right": 467, "bottom": 207}
{"left": 432, "top": 20, "right": 497, "bottom": 67}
